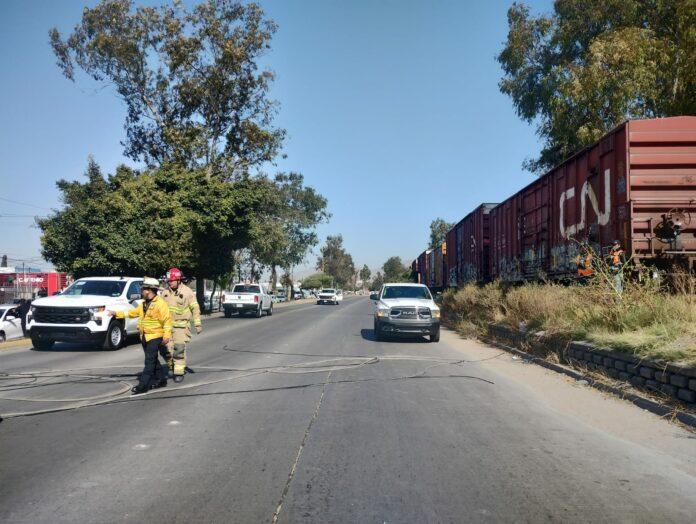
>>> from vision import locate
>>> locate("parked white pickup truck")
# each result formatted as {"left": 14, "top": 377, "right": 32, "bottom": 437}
{"left": 223, "top": 283, "right": 273, "bottom": 318}
{"left": 26, "top": 277, "right": 143, "bottom": 350}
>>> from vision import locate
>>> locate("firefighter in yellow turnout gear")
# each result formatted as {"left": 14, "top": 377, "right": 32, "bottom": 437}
{"left": 161, "top": 268, "right": 201, "bottom": 383}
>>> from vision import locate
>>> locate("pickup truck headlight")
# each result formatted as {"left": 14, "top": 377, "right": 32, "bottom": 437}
{"left": 377, "top": 308, "right": 390, "bottom": 317}
{"left": 89, "top": 306, "right": 106, "bottom": 324}
{"left": 431, "top": 309, "right": 441, "bottom": 319}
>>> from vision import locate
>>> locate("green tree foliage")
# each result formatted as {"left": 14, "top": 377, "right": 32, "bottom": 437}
{"left": 39, "top": 159, "right": 263, "bottom": 283}
{"left": 359, "top": 264, "right": 371, "bottom": 287}
{"left": 315, "top": 235, "right": 355, "bottom": 288}
{"left": 498, "top": 0, "right": 696, "bottom": 173}
{"left": 250, "top": 173, "right": 329, "bottom": 290}
{"left": 429, "top": 218, "right": 454, "bottom": 249}
{"left": 301, "top": 273, "right": 333, "bottom": 289}
{"left": 382, "top": 256, "right": 408, "bottom": 282}
{"left": 50, "top": 0, "right": 284, "bottom": 177}
{"left": 370, "top": 271, "right": 384, "bottom": 291}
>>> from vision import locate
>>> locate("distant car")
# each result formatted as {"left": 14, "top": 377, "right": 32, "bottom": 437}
{"left": 204, "top": 291, "right": 223, "bottom": 312}
{"left": 317, "top": 288, "right": 340, "bottom": 305}
{"left": 371, "top": 283, "right": 440, "bottom": 342}
{"left": 0, "top": 305, "right": 24, "bottom": 342}
{"left": 223, "top": 283, "right": 273, "bottom": 318}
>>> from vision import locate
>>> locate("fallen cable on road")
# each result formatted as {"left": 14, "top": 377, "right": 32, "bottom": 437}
{"left": 0, "top": 354, "right": 499, "bottom": 420}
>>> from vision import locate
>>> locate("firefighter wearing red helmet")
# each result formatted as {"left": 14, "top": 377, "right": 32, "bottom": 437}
{"left": 161, "top": 268, "right": 201, "bottom": 382}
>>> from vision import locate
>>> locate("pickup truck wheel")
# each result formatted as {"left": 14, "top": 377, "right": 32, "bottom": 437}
{"left": 103, "top": 320, "right": 125, "bottom": 350}
{"left": 224, "top": 309, "right": 232, "bottom": 318}
{"left": 429, "top": 326, "right": 440, "bottom": 343}
{"left": 374, "top": 320, "right": 383, "bottom": 341}
{"left": 267, "top": 303, "right": 273, "bottom": 316}
{"left": 32, "top": 337, "right": 54, "bottom": 350}
{"left": 0, "top": 332, "right": 5, "bottom": 343}
{"left": 255, "top": 305, "right": 262, "bottom": 318}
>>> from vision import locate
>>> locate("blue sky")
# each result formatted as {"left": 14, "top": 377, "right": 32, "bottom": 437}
{"left": 0, "top": 0, "right": 551, "bottom": 276}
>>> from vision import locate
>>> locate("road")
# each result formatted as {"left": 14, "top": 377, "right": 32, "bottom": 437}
{"left": 1, "top": 296, "right": 695, "bottom": 523}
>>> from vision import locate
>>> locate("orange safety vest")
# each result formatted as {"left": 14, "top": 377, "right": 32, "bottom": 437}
{"left": 577, "top": 254, "right": 593, "bottom": 277}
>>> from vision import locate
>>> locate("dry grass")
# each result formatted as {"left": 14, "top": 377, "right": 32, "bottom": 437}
{"left": 441, "top": 273, "right": 696, "bottom": 365}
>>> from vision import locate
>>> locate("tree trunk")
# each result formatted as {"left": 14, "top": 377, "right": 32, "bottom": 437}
{"left": 210, "top": 280, "right": 218, "bottom": 312}
{"left": 195, "top": 275, "right": 205, "bottom": 314}
{"left": 270, "top": 265, "right": 277, "bottom": 296}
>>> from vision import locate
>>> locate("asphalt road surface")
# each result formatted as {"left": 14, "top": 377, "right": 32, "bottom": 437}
{"left": 1, "top": 296, "right": 695, "bottom": 523}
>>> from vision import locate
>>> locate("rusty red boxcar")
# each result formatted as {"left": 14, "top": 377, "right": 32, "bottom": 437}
{"left": 452, "top": 204, "right": 497, "bottom": 285}
{"left": 490, "top": 116, "right": 696, "bottom": 282}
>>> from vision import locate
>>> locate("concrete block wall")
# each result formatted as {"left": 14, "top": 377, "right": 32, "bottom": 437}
{"left": 487, "top": 324, "right": 696, "bottom": 407}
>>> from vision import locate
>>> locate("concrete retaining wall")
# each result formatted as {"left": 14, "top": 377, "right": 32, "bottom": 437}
{"left": 487, "top": 323, "right": 696, "bottom": 407}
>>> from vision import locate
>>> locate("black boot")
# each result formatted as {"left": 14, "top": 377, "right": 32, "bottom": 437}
{"left": 152, "top": 378, "right": 168, "bottom": 389}
{"left": 173, "top": 375, "right": 184, "bottom": 383}
{"left": 131, "top": 385, "right": 149, "bottom": 395}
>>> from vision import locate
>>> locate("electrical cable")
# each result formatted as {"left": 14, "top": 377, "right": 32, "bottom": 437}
{"left": 0, "top": 353, "right": 500, "bottom": 420}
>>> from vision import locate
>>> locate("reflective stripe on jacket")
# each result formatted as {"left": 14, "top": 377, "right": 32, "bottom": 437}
{"left": 115, "top": 296, "right": 172, "bottom": 341}
{"left": 161, "top": 283, "right": 201, "bottom": 330}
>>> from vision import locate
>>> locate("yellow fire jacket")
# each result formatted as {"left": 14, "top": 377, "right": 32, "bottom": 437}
{"left": 161, "top": 283, "right": 202, "bottom": 330}
{"left": 115, "top": 295, "right": 172, "bottom": 341}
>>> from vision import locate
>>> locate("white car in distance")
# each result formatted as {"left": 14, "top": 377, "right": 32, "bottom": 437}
{"left": 0, "top": 304, "right": 25, "bottom": 342}
{"left": 317, "top": 288, "right": 341, "bottom": 305}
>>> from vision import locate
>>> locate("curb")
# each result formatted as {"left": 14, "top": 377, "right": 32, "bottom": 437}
{"left": 482, "top": 337, "right": 696, "bottom": 430}
{"left": 0, "top": 338, "right": 31, "bottom": 351}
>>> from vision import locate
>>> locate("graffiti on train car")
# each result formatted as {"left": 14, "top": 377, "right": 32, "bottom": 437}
{"left": 460, "top": 263, "right": 478, "bottom": 284}
{"left": 498, "top": 257, "right": 522, "bottom": 281}
{"left": 559, "top": 169, "right": 611, "bottom": 239}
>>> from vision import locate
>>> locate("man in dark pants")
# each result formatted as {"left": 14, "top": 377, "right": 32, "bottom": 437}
{"left": 109, "top": 277, "right": 172, "bottom": 394}
{"left": 17, "top": 299, "right": 30, "bottom": 337}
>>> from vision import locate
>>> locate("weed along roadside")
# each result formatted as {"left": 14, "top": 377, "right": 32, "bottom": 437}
{"left": 440, "top": 277, "right": 696, "bottom": 421}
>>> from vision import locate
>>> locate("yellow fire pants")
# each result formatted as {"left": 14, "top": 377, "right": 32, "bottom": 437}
{"left": 167, "top": 326, "right": 191, "bottom": 376}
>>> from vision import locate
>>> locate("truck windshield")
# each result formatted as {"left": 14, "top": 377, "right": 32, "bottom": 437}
{"left": 234, "top": 285, "right": 260, "bottom": 293}
{"left": 382, "top": 286, "right": 432, "bottom": 300}
{"left": 62, "top": 280, "right": 127, "bottom": 297}
{"left": 321, "top": 289, "right": 335, "bottom": 294}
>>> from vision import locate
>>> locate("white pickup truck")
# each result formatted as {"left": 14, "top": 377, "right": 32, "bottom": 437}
{"left": 371, "top": 283, "right": 440, "bottom": 342}
{"left": 317, "top": 288, "right": 342, "bottom": 305}
{"left": 26, "top": 276, "right": 143, "bottom": 350}
{"left": 222, "top": 283, "right": 273, "bottom": 318}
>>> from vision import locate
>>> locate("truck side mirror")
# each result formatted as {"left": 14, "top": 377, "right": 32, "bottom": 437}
{"left": 369, "top": 293, "right": 379, "bottom": 301}
{"left": 129, "top": 293, "right": 141, "bottom": 302}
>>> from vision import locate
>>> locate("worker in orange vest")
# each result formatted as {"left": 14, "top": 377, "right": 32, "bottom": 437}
{"left": 576, "top": 245, "right": 594, "bottom": 284}
{"left": 608, "top": 240, "right": 625, "bottom": 292}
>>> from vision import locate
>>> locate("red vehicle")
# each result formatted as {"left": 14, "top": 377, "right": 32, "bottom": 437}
{"left": 0, "top": 272, "right": 68, "bottom": 299}
{"left": 489, "top": 117, "right": 696, "bottom": 281}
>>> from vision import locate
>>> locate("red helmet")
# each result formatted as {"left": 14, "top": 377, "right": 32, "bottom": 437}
{"left": 166, "top": 268, "right": 183, "bottom": 282}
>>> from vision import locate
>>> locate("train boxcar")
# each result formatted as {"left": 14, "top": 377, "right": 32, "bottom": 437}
{"left": 416, "top": 250, "right": 431, "bottom": 286}
{"left": 454, "top": 203, "right": 497, "bottom": 284}
{"left": 490, "top": 116, "right": 696, "bottom": 282}
{"left": 445, "top": 227, "right": 457, "bottom": 287}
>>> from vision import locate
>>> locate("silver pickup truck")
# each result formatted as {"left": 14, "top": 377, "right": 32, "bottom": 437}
{"left": 371, "top": 283, "right": 440, "bottom": 342}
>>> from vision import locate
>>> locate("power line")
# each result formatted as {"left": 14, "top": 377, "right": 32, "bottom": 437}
{"left": 0, "top": 197, "right": 52, "bottom": 211}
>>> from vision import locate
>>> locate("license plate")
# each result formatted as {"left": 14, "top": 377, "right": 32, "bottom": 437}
{"left": 235, "top": 304, "right": 242, "bottom": 308}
